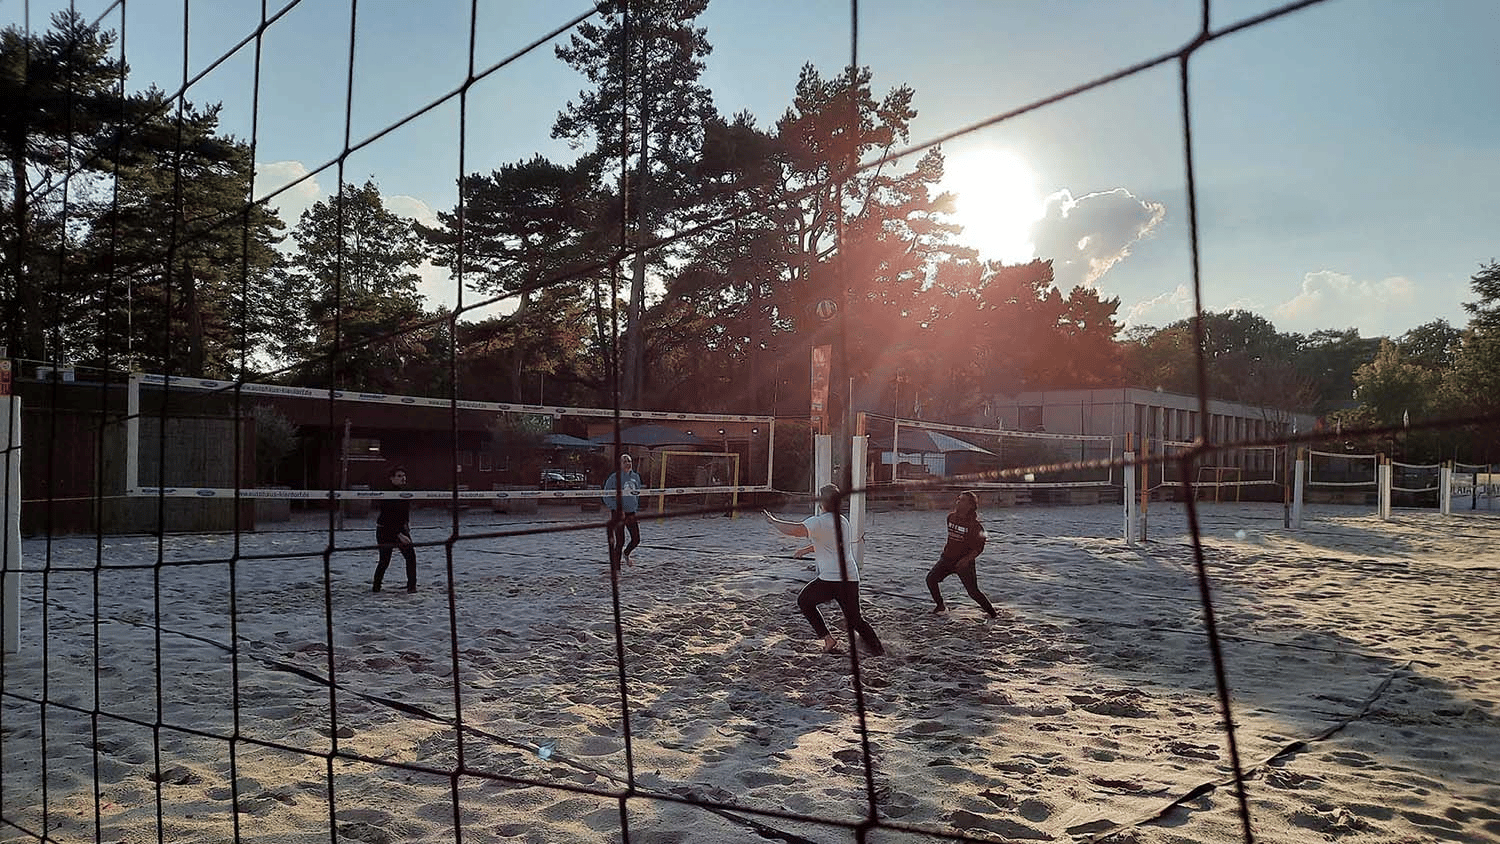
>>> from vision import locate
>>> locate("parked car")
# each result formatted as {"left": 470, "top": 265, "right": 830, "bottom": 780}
{"left": 540, "top": 468, "right": 586, "bottom": 489}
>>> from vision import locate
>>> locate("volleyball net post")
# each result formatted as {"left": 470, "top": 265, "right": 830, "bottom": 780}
{"left": 1291, "top": 447, "right": 1306, "bottom": 528}
{"left": 2, "top": 395, "right": 19, "bottom": 655}
{"left": 1140, "top": 436, "right": 1152, "bottom": 542}
{"left": 1378, "top": 456, "right": 1392, "bottom": 521}
{"left": 850, "top": 434, "right": 868, "bottom": 566}
{"left": 814, "top": 434, "right": 833, "bottom": 510}
{"left": 1439, "top": 463, "right": 1453, "bottom": 515}
{"left": 1123, "top": 434, "right": 1138, "bottom": 544}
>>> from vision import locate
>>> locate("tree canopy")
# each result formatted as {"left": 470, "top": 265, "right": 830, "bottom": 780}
{"left": 2, "top": 10, "right": 1492, "bottom": 463}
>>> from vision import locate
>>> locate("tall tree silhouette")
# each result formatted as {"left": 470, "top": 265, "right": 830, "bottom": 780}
{"left": 284, "top": 179, "right": 430, "bottom": 391}
{"left": 553, "top": 0, "right": 714, "bottom": 406}
{"left": 0, "top": 11, "right": 125, "bottom": 362}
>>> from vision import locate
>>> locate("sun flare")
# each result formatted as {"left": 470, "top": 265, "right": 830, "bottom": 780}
{"left": 939, "top": 146, "right": 1044, "bottom": 265}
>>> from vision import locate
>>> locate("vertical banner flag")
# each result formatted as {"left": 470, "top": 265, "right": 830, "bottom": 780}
{"left": 810, "top": 344, "right": 832, "bottom": 434}
{"left": 0, "top": 359, "right": 9, "bottom": 396}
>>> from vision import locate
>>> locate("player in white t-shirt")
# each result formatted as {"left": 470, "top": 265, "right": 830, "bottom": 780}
{"left": 765, "top": 484, "right": 885, "bottom": 656}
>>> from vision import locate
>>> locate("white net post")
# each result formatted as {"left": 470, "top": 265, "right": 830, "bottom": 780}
{"left": 814, "top": 434, "right": 832, "bottom": 514}
{"left": 1440, "top": 463, "right": 1453, "bottom": 515}
{"left": 1123, "top": 449, "right": 1137, "bottom": 543}
{"left": 890, "top": 418, "right": 901, "bottom": 483}
{"left": 1140, "top": 437, "right": 1151, "bottom": 542}
{"left": 126, "top": 372, "right": 141, "bottom": 493}
{"left": 2, "top": 396, "right": 20, "bottom": 655}
{"left": 766, "top": 421, "right": 777, "bottom": 490}
{"left": 1378, "top": 458, "right": 1392, "bottom": 520}
{"left": 1292, "top": 448, "right": 1306, "bottom": 529}
{"left": 850, "top": 435, "right": 867, "bottom": 565}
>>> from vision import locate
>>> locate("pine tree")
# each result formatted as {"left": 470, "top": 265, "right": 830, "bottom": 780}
{"left": 284, "top": 179, "right": 431, "bottom": 391}
{"left": 552, "top": 0, "right": 715, "bottom": 405}
{"left": 0, "top": 11, "right": 126, "bottom": 362}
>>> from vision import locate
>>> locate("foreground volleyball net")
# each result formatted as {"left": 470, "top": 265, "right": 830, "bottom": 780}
{"left": 9, "top": 0, "right": 1498, "bottom": 841}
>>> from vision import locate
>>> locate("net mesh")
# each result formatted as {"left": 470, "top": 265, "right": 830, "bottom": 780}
{"left": 4, "top": 2, "right": 1498, "bottom": 844}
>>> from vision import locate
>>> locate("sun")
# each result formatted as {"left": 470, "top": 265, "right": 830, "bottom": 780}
{"left": 938, "top": 146, "right": 1044, "bottom": 265}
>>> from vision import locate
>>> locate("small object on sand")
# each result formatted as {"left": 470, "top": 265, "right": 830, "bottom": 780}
{"left": 536, "top": 740, "right": 556, "bottom": 760}
{"left": 1234, "top": 529, "right": 1247, "bottom": 540}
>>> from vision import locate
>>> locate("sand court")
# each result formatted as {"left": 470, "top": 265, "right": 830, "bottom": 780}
{"left": 2, "top": 501, "right": 1497, "bottom": 843}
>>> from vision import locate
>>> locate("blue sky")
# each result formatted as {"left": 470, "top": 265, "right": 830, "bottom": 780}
{"left": 8, "top": 0, "right": 1496, "bottom": 340}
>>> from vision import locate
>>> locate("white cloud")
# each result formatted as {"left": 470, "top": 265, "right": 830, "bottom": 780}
{"left": 385, "top": 194, "right": 442, "bottom": 229}
{"left": 1121, "top": 284, "right": 1192, "bottom": 329}
{"left": 1272, "top": 270, "right": 1424, "bottom": 336}
{"left": 1124, "top": 271, "right": 1453, "bottom": 338}
{"left": 1032, "top": 188, "right": 1166, "bottom": 292}
{"left": 248, "top": 169, "right": 500, "bottom": 318}
{"left": 253, "top": 160, "right": 323, "bottom": 226}
{"left": 382, "top": 195, "right": 488, "bottom": 316}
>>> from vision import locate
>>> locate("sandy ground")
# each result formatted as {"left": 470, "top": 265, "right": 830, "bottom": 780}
{"left": 2, "top": 498, "right": 1497, "bottom": 843}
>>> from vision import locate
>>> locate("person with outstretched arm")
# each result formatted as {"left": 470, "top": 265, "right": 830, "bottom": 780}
{"left": 765, "top": 484, "right": 884, "bottom": 656}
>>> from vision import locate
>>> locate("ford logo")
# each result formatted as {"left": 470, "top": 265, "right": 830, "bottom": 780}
{"left": 195, "top": 489, "right": 215, "bottom": 497}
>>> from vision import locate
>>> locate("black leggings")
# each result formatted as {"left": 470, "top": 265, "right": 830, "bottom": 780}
{"left": 797, "top": 579, "right": 883, "bottom": 654}
{"left": 926, "top": 556, "right": 996, "bottom": 616}
{"left": 373, "top": 525, "right": 416, "bottom": 590}
{"left": 607, "top": 511, "right": 640, "bottom": 567}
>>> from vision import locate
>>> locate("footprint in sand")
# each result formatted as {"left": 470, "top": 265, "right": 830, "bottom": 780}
{"left": 1263, "top": 766, "right": 1317, "bottom": 789}
{"left": 1164, "top": 740, "right": 1219, "bottom": 760}
{"left": 1325, "top": 749, "right": 1376, "bottom": 768}
{"left": 1290, "top": 805, "right": 1368, "bottom": 836}
{"left": 337, "top": 820, "right": 396, "bottom": 844}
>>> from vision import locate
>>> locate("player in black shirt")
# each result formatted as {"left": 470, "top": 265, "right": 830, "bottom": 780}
{"left": 924, "top": 491, "right": 997, "bottom": 617}
{"left": 372, "top": 465, "right": 417, "bottom": 592}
